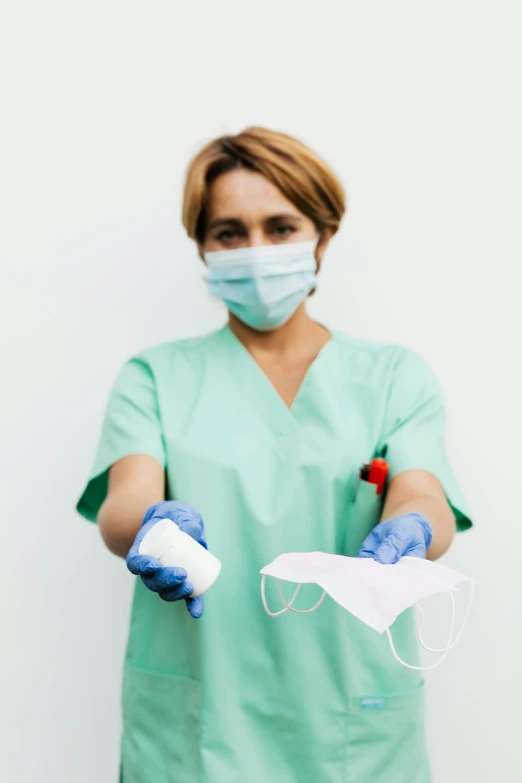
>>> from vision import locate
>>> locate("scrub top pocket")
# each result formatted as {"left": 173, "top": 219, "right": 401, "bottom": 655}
{"left": 121, "top": 665, "right": 201, "bottom": 783}
{"left": 344, "top": 685, "right": 431, "bottom": 783}
{"left": 343, "top": 478, "right": 385, "bottom": 557}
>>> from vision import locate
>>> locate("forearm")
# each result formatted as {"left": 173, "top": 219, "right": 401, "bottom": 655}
{"left": 98, "top": 490, "right": 162, "bottom": 558}
{"left": 380, "top": 470, "right": 456, "bottom": 561}
{"left": 97, "top": 455, "right": 165, "bottom": 558}
{"left": 381, "top": 493, "right": 455, "bottom": 560}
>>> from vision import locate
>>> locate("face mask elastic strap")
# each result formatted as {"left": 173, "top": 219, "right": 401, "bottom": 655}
{"left": 277, "top": 579, "right": 327, "bottom": 614}
{"left": 386, "top": 592, "right": 457, "bottom": 671}
{"left": 261, "top": 574, "right": 301, "bottom": 617}
{"left": 260, "top": 576, "right": 326, "bottom": 616}
{"left": 416, "top": 579, "right": 475, "bottom": 653}
{"left": 261, "top": 575, "right": 300, "bottom": 616}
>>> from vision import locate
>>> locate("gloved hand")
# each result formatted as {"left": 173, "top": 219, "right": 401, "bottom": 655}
{"left": 358, "top": 512, "right": 433, "bottom": 564}
{"left": 126, "top": 501, "right": 208, "bottom": 619}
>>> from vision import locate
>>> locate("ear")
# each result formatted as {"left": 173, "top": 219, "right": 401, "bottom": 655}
{"left": 314, "top": 228, "right": 333, "bottom": 272}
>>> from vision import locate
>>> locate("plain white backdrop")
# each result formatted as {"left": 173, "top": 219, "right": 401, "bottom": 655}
{"left": 1, "top": 1, "right": 520, "bottom": 781}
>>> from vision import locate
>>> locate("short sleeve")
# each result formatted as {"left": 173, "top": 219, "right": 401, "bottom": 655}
{"left": 378, "top": 349, "right": 472, "bottom": 531}
{"left": 76, "top": 356, "right": 166, "bottom": 522}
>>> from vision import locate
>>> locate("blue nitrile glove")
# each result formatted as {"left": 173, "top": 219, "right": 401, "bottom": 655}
{"left": 358, "top": 513, "right": 433, "bottom": 564}
{"left": 126, "top": 501, "right": 208, "bottom": 619}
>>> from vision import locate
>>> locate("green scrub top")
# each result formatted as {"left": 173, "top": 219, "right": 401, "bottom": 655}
{"left": 78, "top": 326, "right": 471, "bottom": 783}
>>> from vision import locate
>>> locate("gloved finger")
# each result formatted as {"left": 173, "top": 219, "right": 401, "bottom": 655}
{"left": 186, "top": 595, "right": 205, "bottom": 619}
{"left": 142, "top": 503, "right": 166, "bottom": 525}
{"left": 357, "top": 530, "right": 381, "bottom": 558}
{"left": 126, "top": 554, "right": 162, "bottom": 577}
{"left": 374, "top": 536, "right": 403, "bottom": 565}
{"left": 142, "top": 566, "right": 188, "bottom": 592}
{"left": 177, "top": 518, "right": 205, "bottom": 544}
{"left": 159, "top": 581, "right": 195, "bottom": 602}
{"left": 126, "top": 518, "right": 163, "bottom": 570}
{"left": 164, "top": 501, "right": 203, "bottom": 524}
{"left": 402, "top": 539, "right": 428, "bottom": 559}
{"left": 153, "top": 502, "right": 204, "bottom": 531}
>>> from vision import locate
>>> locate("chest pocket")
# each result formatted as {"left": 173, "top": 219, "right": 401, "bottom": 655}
{"left": 343, "top": 479, "right": 385, "bottom": 556}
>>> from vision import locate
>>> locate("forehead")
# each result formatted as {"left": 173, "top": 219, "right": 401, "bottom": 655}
{"left": 206, "top": 169, "right": 302, "bottom": 222}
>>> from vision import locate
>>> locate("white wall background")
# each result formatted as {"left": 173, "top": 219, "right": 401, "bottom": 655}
{"left": 1, "top": 1, "right": 520, "bottom": 780}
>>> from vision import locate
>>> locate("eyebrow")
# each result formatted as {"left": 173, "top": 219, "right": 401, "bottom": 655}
{"left": 207, "top": 213, "right": 304, "bottom": 231}
{"left": 266, "top": 213, "right": 304, "bottom": 223}
{"left": 207, "top": 218, "right": 243, "bottom": 231}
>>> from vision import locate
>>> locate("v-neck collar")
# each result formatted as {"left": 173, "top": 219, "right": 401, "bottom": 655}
{"left": 214, "top": 325, "right": 337, "bottom": 433}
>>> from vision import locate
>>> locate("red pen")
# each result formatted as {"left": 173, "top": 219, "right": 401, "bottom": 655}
{"left": 363, "top": 458, "right": 389, "bottom": 495}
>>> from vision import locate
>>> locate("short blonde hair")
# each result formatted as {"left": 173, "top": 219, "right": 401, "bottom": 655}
{"left": 182, "top": 127, "right": 346, "bottom": 244}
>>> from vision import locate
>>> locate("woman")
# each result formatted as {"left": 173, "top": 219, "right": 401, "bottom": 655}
{"left": 78, "top": 127, "right": 471, "bottom": 783}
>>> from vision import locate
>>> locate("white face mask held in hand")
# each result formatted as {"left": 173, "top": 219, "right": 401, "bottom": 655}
{"left": 260, "top": 553, "right": 475, "bottom": 671}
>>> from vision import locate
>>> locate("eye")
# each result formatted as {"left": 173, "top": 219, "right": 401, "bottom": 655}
{"left": 216, "top": 229, "right": 238, "bottom": 242}
{"left": 272, "top": 225, "right": 296, "bottom": 239}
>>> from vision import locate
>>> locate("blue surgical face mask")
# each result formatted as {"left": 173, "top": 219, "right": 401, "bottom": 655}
{"left": 204, "top": 241, "right": 318, "bottom": 331}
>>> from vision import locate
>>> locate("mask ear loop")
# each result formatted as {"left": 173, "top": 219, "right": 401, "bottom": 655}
{"left": 260, "top": 575, "right": 326, "bottom": 617}
{"left": 416, "top": 580, "right": 475, "bottom": 653}
{"left": 261, "top": 575, "right": 300, "bottom": 617}
{"left": 277, "top": 579, "right": 327, "bottom": 614}
{"left": 386, "top": 592, "right": 457, "bottom": 671}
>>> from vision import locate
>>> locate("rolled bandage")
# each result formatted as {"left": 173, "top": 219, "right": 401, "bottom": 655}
{"left": 138, "top": 518, "right": 222, "bottom": 597}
